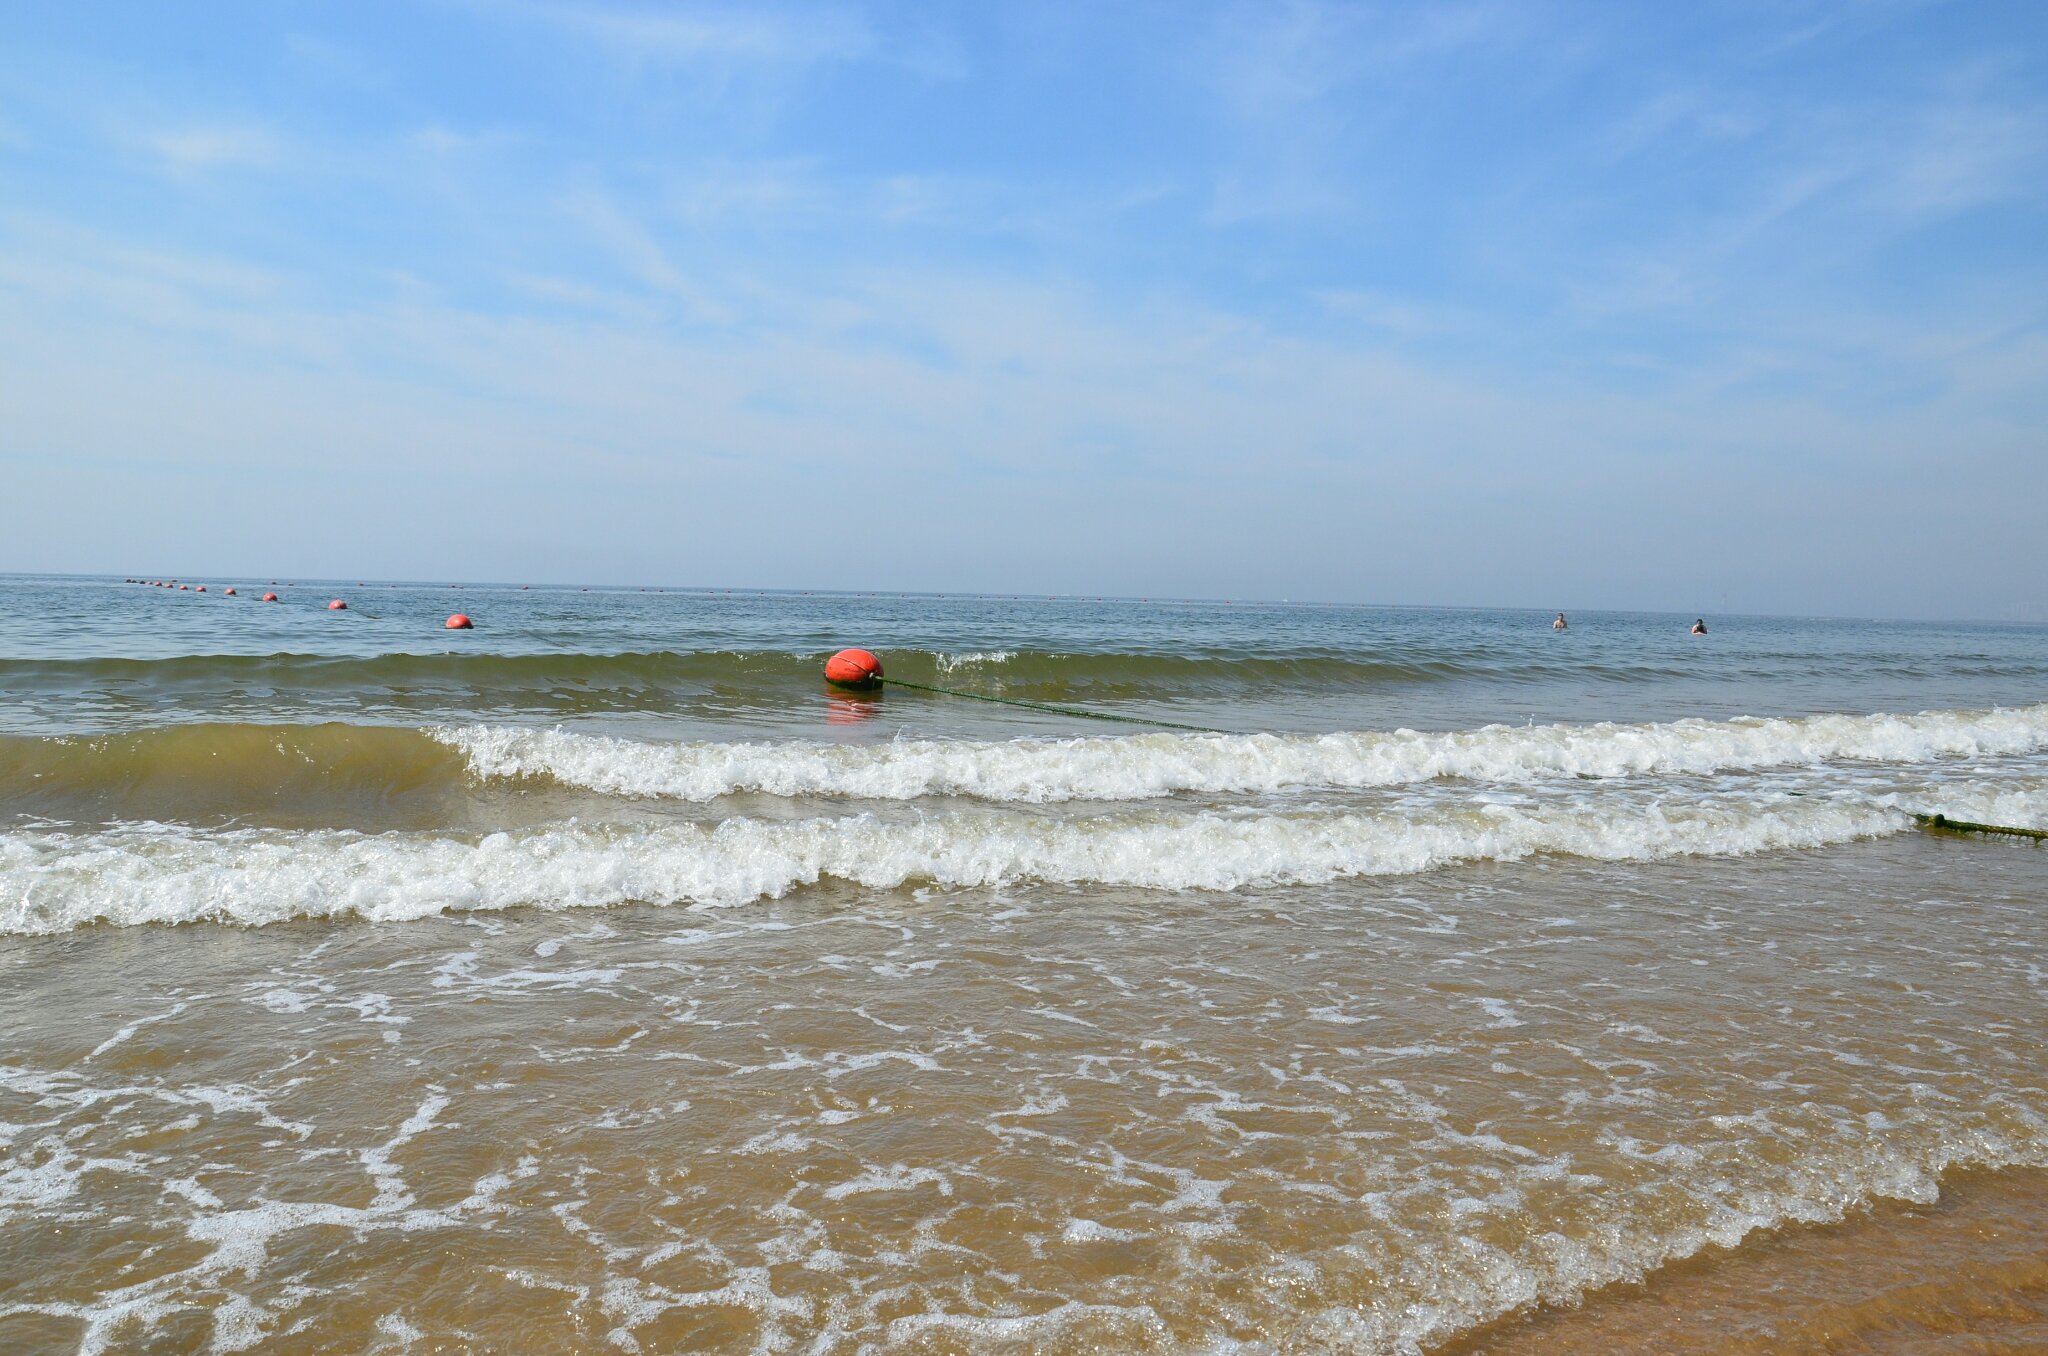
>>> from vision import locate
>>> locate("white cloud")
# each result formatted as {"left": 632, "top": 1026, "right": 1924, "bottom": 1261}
{"left": 3, "top": 207, "right": 2043, "bottom": 612}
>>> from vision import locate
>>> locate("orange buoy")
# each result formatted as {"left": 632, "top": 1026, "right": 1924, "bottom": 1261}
{"left": 328, "top": 599, "right": 348, "bottom": 610}
{"left": 825, "top": 648, "right": 884, "bottom": 689}
{"left": 196, "top": 586, "right": 207, "bottom": 592}
{"left": 445, "top": 613, "right": 473, "bottom": 630}
{"left": 261, "top": 592, "right": 278, "bottom": 602}
{"left": 180, "top": 584, "right": 190, "bottom": 590}
{"left": 223, "top": 587, "right": 236, "bottom": 596}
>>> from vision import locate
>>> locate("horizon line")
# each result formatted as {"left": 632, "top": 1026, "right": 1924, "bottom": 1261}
{"left": 6, "top": 571, "right": 2042, "bottom": 629}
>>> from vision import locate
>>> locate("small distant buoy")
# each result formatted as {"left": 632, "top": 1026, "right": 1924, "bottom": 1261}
{"left": 180, "top": 584, "right": 190, "bottom": 591}
{"left": 825, "top": 648, "right": 884, "bottom": 689}
{"left": 262, "top": 592, "right": 278, "bottom": 602}
{"left": 195, "top": 586, "right": 206, "bottom": 593}
{"left": 445, "top": 613, "right": 473, "bottom": 630}
{"left": 328, "top": 599, "right": 348, "bottom": 610}
{"left": 223, "top": 587, "right": 236, "bottom": 596}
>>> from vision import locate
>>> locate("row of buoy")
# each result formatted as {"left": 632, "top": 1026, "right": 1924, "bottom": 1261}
{"left": 127, "top": 580, "right": 471, "bottom": 628}
{"left": 133, "top": 578, "right": 268, "bottom": 599}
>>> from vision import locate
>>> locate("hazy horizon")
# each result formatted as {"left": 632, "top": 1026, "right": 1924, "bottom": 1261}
{"left": 3, "top": 2, "right": 2045, "bottom": 621}
{"left": 24, "top": 571, "right": 2048, "bottom": 628}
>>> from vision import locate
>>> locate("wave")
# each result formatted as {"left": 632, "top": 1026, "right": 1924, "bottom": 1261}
{"left": 7, "top": 784, "right": 2042, "bottom": 934}
{"left": 446, "top": 703, "right": 2048, "bottom": 803}
{"left": 0, "top": 724, "right": 472, "bottom": 825}
{"left": 6, "top": 704, "right": 2046, "bottom": 824}
{"left": 0, "top": 645, "right": 1689, "bottom": 713}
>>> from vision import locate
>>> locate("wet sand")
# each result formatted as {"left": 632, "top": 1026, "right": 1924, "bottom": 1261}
{"left": 3, "top": 830, "right": 2043, "bottom": 1353}
{"left": 1443, "top": 1165, "right": 2048, "bottom": 1354}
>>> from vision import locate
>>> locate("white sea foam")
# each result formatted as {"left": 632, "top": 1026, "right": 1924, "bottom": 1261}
{"left": 6, "top": 781, "right": 2042, "bottom": 934}
{"left": 934, "top": 650, "right": 1016, "bottom": 672}
{"left": 438, "top": 703, "right": 2048, "bottom": 804}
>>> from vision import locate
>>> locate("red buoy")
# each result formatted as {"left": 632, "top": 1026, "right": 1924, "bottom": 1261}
{"left": 445, "top": 613, "right": 473, "bottom": 630}
{"left": 180, "top": 584, "right": 190, "bottom": 591}
{"left": 261, "top": 592, "right": 278, "bottom": 602}
{"left": 825, "top": 648, "right": 884, "bottom": 689}
{"left": 328, "top": 599, "right": 348, "bottom": 610}
{"left": 195, "top": 586, "right": 206, "bottom": 593}
{"left": 223, "top": 587, "right": 236, "bottom": 596}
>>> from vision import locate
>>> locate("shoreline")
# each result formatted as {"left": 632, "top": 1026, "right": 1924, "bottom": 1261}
{"left": 1438, "top": 1162, "right": 2048, "bottom": 1354}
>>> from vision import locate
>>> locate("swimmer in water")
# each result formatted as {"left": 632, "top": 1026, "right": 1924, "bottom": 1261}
{"left": 1691, "top": 618, "right": 1708, "bottom": 635}
{"left": 1553, "top": 613, "right": 1568, "bottom": 630}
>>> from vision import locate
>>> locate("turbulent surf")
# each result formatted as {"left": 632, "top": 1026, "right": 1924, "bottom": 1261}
{"left": 3, "top": 578, "right": 2046, "bottom": 1354}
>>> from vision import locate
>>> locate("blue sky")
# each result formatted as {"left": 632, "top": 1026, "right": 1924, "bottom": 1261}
{"left": 1, "top": 1, "right": 2044, "bottom": 616}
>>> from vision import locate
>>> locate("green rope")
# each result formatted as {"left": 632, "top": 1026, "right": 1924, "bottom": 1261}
{"left": 874, "top": 677, "right": 1221, "bottom": 733}
{"left": 1913, "top": 812, "right": 2046, "bottom": 841}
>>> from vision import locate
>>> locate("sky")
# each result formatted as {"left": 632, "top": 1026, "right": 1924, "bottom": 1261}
{"left": 1, "top": 1, "right": 2044, "bottom": 617}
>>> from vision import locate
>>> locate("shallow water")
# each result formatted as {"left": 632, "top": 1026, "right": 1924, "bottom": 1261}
{"left": 1, "top": 575, "right": 2044, "bottom": 1352}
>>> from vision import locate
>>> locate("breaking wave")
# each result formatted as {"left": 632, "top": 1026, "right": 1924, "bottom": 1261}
{"left": 446, "top": 703, "right": 2048, "bottom": 803}
{"left": 7, "top": 782, "right": 2043, "bottom": 934}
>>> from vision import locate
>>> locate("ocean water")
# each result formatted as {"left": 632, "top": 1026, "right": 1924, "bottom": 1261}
{"left": 2, "top": 573, "right": 2045, "bottom": 1353}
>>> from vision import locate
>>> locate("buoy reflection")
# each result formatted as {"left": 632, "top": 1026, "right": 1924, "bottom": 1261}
{"left": 825, "top": 693, "right": 883, "bottom": 726}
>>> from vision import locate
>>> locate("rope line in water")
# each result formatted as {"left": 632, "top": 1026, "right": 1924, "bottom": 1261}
{"left": 875, "top": 677, "right": 1222, "bottom": 733}
{"left": 1913, "top": 812, "right": 2047, "bottom": 841}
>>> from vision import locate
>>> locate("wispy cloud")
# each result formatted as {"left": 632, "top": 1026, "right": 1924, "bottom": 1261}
{"left": 662, "top": 158, "right": 823, "bottom": 224}
{"left": 515, "top": 0, "right": 873, "bottom": 69}
{"left": 1317, "top": 290, "right": 1472, "bottom": 340}
{"left": 408, "top": 124, "right": 516, "bottom": 156}
{"left": 1191, "top": 0, "right": 1552, "bottom": 225}
{"left": 1600, "top": 86, "right": 1766, "bottom": 160}
{"left": 4, "top": 0, "right": 2045, "bottom": 609}
{"left": 1879, "top": 100, "right": 2047, "bottom": 218}
{"left": 561, "top": 186, "right": 728, "bottom": 321}
{"left": 142, "top": 125, "right": 278, "bottom": 176}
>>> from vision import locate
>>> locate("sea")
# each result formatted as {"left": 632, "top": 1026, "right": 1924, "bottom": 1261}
{"left": 2, "top": 573, "right": 2045, "bottom": 1354}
